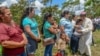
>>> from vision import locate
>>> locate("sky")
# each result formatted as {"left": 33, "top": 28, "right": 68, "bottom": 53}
{"left": 47, "top": 0, "right": 66, "bottom": 8}
{"left": 0, "top": 0, "right": 86, "bottom": 15}
{"left": 0, "top": 0, "right": 85, "bottom": 8}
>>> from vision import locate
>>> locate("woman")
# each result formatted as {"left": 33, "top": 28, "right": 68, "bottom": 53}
{"left": 42, "top": 13, "right": 58, "bottom": 56}
{"left": 20, "top": 7, "right": 41, "bottom": 56}
{"left": 60, "top": 10, "right": 73, "bottom": 39}
{"left": 0, "top": 6, "right": 27, "bottom": 56}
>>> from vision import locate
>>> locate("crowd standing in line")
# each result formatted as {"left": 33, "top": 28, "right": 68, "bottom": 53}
{"left": 0, "top": 6, "right": 94, "bottom": 56}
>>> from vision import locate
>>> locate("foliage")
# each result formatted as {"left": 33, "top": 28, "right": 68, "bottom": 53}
{"left": 10, "top": 0, "right": 27, "bottom": 24}
{"left": 62, "top": 0, "right": 80, "bottom": 9}
{"left": 85, "top": 0, "right": 100, "bottom": 17}
{"left": 41, "top": 0, "right": 51, "bottom": 5}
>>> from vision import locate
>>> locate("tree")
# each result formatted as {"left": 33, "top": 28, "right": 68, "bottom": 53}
{"left": 62, "top": 0, "right": 80, "bottom": 9}
{"left": 41, "top": 0, "right": 51, "bottom": 5}
{"left": 85, "top": 0, "right": 100, "bottom": 17}
{"left": 10, "top": 0, "right": 27, "bottom": 24}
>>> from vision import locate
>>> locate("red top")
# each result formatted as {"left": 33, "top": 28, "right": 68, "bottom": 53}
{"left": 55, "top": 52, "right": 62, "bottom": 56}
{"left": 0, "top": 23, "right": 24, "bottom": 55}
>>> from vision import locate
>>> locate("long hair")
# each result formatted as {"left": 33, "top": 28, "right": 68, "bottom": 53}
{"left": 20, "top": 7, "right": 34, "bottom": 31}
{"left": 41, "top": 13, "right": 52, "bottom": 34}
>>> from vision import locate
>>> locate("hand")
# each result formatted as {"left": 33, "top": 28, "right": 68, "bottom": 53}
{"left": 20, "top": 40, "right": 27, "bottom": 46}
{"left": 35, "top": 38, "right": 41, "bottom": 42}
{"left": 57, "top": 29, "right": 60, "bottom": 32}
{"left": 1, "top": 41, "right": 8, "bottom": 47}
{"left": 75, "top": 25, "right": 80, "bottom": 28}
{"left": 77, "top": 30, "right": 82, "bottom": 33}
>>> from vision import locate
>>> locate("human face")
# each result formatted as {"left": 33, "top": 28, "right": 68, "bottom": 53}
{"left": 2, "top": 9, "right": 12, "bottom": 23}
{"left": 48, "top": 16, "right": 54, "bottom": 24}
{"left": 65, "top": 13, "right": 70, "bottom": 19}
{"left": 61, "top": 34, "right": 66, "bottom": 39}
{"left": 78, "top": 21, "right": 83, "bottom": 25}
{"left": 80, "top": 15, "right": 86, "bottom": 21}
{"left": 74, "top": 16, "right": 78, "bottom": 21}
{"left": 29, "top": 10, "right": 35, "bottom": 18}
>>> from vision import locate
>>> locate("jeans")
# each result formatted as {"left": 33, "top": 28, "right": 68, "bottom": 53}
{"left": 26, "top": 37, "right": 38, "bottom": 55}
{"left": 44, "top": 44, "right": 53, "bottom": 56}
{"left": 70, "top": 35, "right": 80, "bottom": 54}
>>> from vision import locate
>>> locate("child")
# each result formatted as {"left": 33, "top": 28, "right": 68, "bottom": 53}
{"left": 73, "top": 19, "right": 83, "bottom": 37}
{"left": 71, "top": 19, "right": 83, "bottom": 56}
{"left": 56, "top": 33, "right": 69, "bottom": 56}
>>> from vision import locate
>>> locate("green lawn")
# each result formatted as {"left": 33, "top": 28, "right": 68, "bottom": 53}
{"left": 0, "top": 30, "right": 100, "bottom": 56}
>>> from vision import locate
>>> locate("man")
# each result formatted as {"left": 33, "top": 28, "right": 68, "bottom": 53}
{"left": 78, "top": 12, "right": 93, "bottom": 56}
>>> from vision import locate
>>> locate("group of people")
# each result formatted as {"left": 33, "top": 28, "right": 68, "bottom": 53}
{"left": 92, "top": 17, "right": 100, "bottom": 30}
{"left": 0, "top": 6, "right": 93, "bottom": 56}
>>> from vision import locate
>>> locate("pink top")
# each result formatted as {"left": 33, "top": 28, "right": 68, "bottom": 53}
{"left": 0, "top": 23, "right": 24, "bottom": 55}
{"left": 0, "top": 24, "right": 9, "bottom": 42}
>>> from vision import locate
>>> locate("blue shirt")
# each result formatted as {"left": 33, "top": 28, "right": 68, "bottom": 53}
{"left": 43, "top": 21, "right": 55, "bottom": 38}
{"left": 60, "top": 17, "right": 73, "bottom": 38}
{"left": 22, "top": 17, "right": 39, "bottom": 37}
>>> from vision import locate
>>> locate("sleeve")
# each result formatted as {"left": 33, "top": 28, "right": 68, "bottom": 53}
{"left": 60, "top": 20, "right": 67, "bottom": 26}
{"left": 45, "top": 23, "right": 51, "bottom": 30}
{"left": 0, "top": 25, "right": 9, "bottom": 42}
{"left": 81, "top": 19, "right": 93, "bottom": 34}
{"left": 22, "top": 18, "right": 31, "bottom": 27}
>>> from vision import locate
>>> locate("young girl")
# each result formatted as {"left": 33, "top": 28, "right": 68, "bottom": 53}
{"left": 56, "top": 33, "right": 69, "bottom": 56}
{"left": 71, "top": 19, "right": 83, "bottom": 56}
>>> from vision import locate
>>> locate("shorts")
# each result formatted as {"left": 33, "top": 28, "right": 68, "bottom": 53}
{"left": 26, "top": 37, "right": 38, "bottom": 54}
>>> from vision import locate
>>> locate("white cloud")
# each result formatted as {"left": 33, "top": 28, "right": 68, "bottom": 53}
{"left": 75, "top": 9, "right": 84, "bottom": 15}
{"left": 0, "top": 0, "right": 18, "bottom": 7}
{"left": 34, "top": 0, "right": 45, "bottom": 11}
{"left": 58, "top": 7, "right": 61, "bottom": 10}
{"left": 80, "top": 0, "right": 85, "bottom": 4}
{"left": 37, "top": 12, "right": 41, "bottom": 16}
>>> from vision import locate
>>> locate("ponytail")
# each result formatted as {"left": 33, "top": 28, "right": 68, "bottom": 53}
{"left": 41, "top": 13, "right": 52, "bottom": 34}
{"left": 20, "top": 7, "right": 34, "bottom": 31}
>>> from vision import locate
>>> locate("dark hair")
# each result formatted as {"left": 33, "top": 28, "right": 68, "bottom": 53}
{"left": 76, "top": 19, "right": 83, "bottom": 25}
{"left": 0, "top": 6, "right": 8, "bottom": 22}
{"left": 41, "top": 13, "right": 52, "bottom": 34}
{"left": 20, "top": 7, "right": 34, "bottom": 30}
{"left": 72, "top": 14, "right": 75, "bottom": 18}
{"left": 61, "top": 10, "right": 69, "bottom": 17}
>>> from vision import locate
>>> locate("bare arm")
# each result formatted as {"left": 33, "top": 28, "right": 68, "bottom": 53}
{"left": 24, "top": 25, "right": 39, "bottom": 40}
{"left": 48, "top": 26, "right": 58, "bottom": 34}
{"left": 1, "top": 33, "right": 28, "bottom": 48}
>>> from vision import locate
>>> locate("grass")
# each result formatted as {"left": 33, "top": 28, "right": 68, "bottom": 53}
{"left": 35, "top": 30, "right": 100, "bottom": 56}
{"left": 0, "top": 30, "right": 100, "bottom": 56}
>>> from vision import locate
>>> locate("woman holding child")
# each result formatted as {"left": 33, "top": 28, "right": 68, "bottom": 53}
{"left": 42, "top": 13, "right": 59, "bottom": 56}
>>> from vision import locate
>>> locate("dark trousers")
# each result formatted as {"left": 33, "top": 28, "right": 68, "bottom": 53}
{"left": 2, "top": 52, "right": 26, "bottom": 56}
{"left": 70, "top": 35, "right": 80, "bottom": 54}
